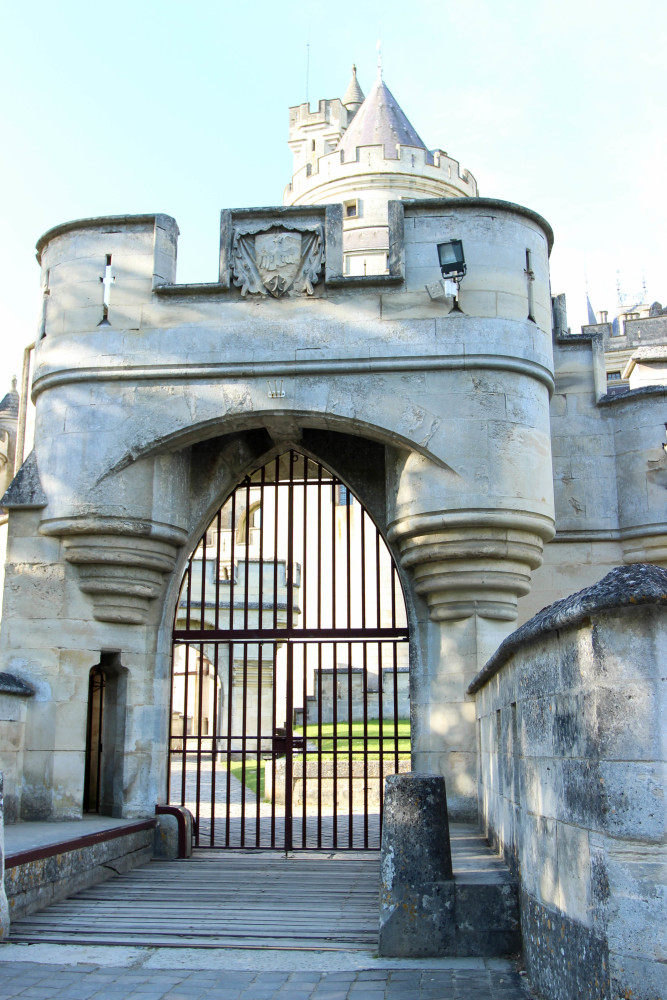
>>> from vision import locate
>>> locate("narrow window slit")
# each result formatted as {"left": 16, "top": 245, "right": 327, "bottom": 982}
{"left": 525, "top": 249, "right": 535, "bottom": 322}
{"left": 98, "top": 254, "right": 115, "bottom": 326}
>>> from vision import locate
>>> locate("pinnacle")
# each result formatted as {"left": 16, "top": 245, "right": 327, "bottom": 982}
{"left": 342, "top": 64, "right": 365, "bottom": 110}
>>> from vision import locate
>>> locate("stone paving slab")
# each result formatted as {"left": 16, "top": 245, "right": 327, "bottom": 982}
{"left": 0, "top": 948, "right": 538, "bottom": 999}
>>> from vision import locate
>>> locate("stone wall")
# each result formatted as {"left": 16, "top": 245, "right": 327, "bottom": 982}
{"left": 5, "top": 820, "right": 155, "bottom": 921}
{"left": 0, "top": 672, "right": 34, "bottom": 822}
{"left": 469, "top": 565, "right": 667, "bottom": 1000}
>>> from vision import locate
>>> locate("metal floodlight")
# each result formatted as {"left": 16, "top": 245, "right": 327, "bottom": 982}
{"left": 437, "top": 239, "right": 466, "bottom": 280}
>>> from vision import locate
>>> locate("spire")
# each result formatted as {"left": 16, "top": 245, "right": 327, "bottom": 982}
{"left": 342, "top": 64, "right": 365, "bottom": 113}
{"left": 338, "top": 75, "right": 428, "bottom": 161}
{"left": 0, "top": 377, "right": 19, "bottom": 418}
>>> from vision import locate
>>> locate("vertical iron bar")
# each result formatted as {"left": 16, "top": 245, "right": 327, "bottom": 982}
{"left": 302, "top": 457, "right": 308, "bottom": 628}
{"left": 229, "top": 491, "right": 236, "bottom": 633}
{"left": 200, "top": 528, "right": 207, "bottom": 636}
{"left": 317, "top": 642, "right": 323, "bottom": 848}
{"left": 360, "top": 507, "right": 367, "bottom": 630}
{"left": 167, "top": 645, "right": 176, "bottom": 806}
{"left": 196, "top": 643, "right": 205, "bottom": 844}
{"left": 345, "top": 488, "right": 351, "bottom": 629}
{"left": 256, "top": 642, "right": 263, "bottom": 847}
{"left": 375, "top": 531, "right": 381, "bottom": 628}
{"left": 185, "top": 561, "right": 192, "bottom": 630}
{"left": 259, "top": 466, "right": 265, "bottom": 630}
{"left": 182, "top": 644, "right": 190, "bottom": 822}
{"left": 301, "top": 642, "right": 307, "bottom": 848}
{"left": 300, "top": 459, "right": 308, "bottom": 847}
{"left": 362, "top": 642, "right": 369, "bottom": 848}
{"left": 273, "top": 457, "right": 280, "bottom": 631}
{"left": 214, "top": 508, "right": 222, "bottom": 631}
{"left": 287, "top": 451, "right": 295, "bottom": 632}
{"left": 393, "top": 640, "right": 400, "bottom": 775}
{"left": 240, "top": 642, "right": 248, "bottom": 847}
{"left": 378, "top": 641, "right": 385, "bottom": 844}
{"left": 210, "top": 642, "right": 219, "bottom": 846}
{"left": 243, "top": 478, "right": 251, "bottom": 632}
{"left": 347, "top": 640, "right": 353, "bottom": 848}
{"left": 225, "top": 641, "right": 233, "bottom": 847}
{"left": 332, "top": 640, "right": 338, "bottom": 849}
{"left": 270, "top": 640, "right": 278, "bottom": 849}
{"left": 331, "top": 477, "right": 337, "bottom": 629}
{"left": 284, "top": 641, "right": 294, "bottom": 853}
{"left": 284, "top": 452, "right": 295, "bottom": 852}
{"left": 317, "top": 463, "right": 322, "bottom": 630}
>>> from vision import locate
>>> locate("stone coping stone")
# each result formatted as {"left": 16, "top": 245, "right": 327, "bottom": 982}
{"left": 468, "top": 564, "right": 667, "bottom": 694}
{"left": 0, "top": 673, "right": 35, "bottom": 697}
{"left": 4, "top": 817, "right": 156, "bottom": 867}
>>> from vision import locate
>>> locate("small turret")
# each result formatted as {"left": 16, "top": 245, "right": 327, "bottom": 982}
{"left": 342, "top": 64, "right": 365, "bottom": 116}
{"left": 0, "top": 377, "right": 20, "bottom": 496}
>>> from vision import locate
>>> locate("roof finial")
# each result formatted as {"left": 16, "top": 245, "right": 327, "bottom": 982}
{"left": 376, "top": 38, "right": 383, "bottom": 79}
{"left": 11, "top": 376, "right": 17, "bottom": 392}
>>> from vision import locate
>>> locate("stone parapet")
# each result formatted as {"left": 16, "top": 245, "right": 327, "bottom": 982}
{"left": 4, "top": 818, "right": 155, "bottom": 921}
{"left": 470, "top": 564, "right": 667, "bottom": 1000}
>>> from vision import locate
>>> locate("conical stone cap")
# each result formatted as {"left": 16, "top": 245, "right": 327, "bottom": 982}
{"left": 342, "top": 64, "right": 365, "bottom": 111}
{"left": 338, "top": 75, "right": 427, "bottom": 160}
{"left": 0, "top": 377, "right": 19, "bottom": 419}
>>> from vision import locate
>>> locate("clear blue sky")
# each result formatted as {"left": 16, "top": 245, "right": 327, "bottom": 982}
{"left": 1, "top": 0, "right": 665, "bottom": 385}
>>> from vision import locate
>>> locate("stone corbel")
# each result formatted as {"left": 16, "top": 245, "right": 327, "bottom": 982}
{"left": 620, "top": 525, "right": 667, "bottom": 566}
{"left": 40, "top": 517, "right": 188, "bottom": 624}
{"left": 388, "top": 509, "right": 555, "bottom": 622}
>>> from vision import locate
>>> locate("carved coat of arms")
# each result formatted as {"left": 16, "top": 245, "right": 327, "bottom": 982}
{"left": 231, "top": 223, "right": 324, "bottom": 298}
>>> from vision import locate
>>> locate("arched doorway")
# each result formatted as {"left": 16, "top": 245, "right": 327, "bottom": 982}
{"left": 168, "top": 450, "right": 410, "bottom": 849}
{"left": 83, "top": 652, "right": 127, "bottom": 815}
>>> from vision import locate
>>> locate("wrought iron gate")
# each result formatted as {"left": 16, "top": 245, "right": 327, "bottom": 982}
{"left": 169, "top": 451, "right": 410, "bottom": 849}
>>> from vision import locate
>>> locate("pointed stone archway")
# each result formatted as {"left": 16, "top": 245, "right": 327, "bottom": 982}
{"left": 168, "top": 449, "right": 410, "bottom": 850}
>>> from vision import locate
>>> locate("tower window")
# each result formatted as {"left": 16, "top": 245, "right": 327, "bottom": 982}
{"left": 311, "top": 139, "right": 316, "bottom": 151}
{"left": 344, "top": 199, "right": 359, "bottom": 218}
{"left": 607, "top": 371, "right": 622, "bottom": 381}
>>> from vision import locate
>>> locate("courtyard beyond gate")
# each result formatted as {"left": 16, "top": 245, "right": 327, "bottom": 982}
{"left": 168, "top": 452, "right": 410, "bottom": 850}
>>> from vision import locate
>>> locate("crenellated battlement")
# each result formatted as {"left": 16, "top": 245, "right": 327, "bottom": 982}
{"left": 285, "top": 141, "right": 477, "bottom": 204}
{"left": 288, "top": 98, "right": 349, "bottom": 133}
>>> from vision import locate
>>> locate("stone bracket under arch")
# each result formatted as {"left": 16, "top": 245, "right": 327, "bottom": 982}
{"left": 388, "top": 509, "right": 556, "bottom": 622}
{"left": 39, "top": 517, "right": 188, "bottom": 625}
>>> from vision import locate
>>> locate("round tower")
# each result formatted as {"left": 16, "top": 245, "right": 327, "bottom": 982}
{"left": 284, "top": 67, "right": 478, "bottom": 275}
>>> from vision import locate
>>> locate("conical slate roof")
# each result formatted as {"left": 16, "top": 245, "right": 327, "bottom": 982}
{"left": 0, "top": 377, "right": 19, "bottom": 418}
{"left": 338, "top": 74, "right": 428, "bottom": 160}
{"left": 342, "top": 64, "right": 365, "bottom": 109}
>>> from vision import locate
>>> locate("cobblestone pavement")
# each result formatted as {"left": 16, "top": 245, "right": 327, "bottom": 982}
{"left": 0, "top": 959, "right": 537, "bottom": 999}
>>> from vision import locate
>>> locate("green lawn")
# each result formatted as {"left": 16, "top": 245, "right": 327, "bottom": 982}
{"left": 228, "top": 721, "right": 410, "bottom": 794}
{"left": 228, "top": 759, "right": 264, "bottom": 798}
{"left": 294, "top": 719, "right": 410, "bottom": 761}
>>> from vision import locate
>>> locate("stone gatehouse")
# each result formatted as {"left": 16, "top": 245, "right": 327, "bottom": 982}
{"left": 0, "top": 66, "right": 664, "bottom": 999}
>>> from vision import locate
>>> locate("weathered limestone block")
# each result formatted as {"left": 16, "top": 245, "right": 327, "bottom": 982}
{"left": 0, "top": 672, "right": 35, "bottom": 823}
{"left": 379, "top": 772, "right": 454, "bottom": 956}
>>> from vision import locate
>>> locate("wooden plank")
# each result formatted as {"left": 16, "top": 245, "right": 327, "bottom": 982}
{"left": 9, "top": 849, "right": 381, "bottom": 950}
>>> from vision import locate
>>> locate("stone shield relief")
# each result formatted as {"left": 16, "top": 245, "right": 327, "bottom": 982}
{"left": 231, "top": 223, "right": 324, "bottom": 297}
